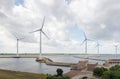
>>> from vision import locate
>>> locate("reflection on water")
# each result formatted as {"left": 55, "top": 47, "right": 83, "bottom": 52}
{"left": 0, "top": 57, "right": 72, "bottom": 74}
{"left": 0, "top": 54, "right": 119, "bottom": 74}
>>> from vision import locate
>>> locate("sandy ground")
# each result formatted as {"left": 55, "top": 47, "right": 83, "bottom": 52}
{"left": 65, "top": 70, "right": 98, "bottom": 79}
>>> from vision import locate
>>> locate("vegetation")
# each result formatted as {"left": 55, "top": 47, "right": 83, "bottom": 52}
{"left": 93, "top": 67, "right": 107, "bottom": 77}
{"left": 56, "top": 68, "right": 63, "bottom": 76}
{"left": 109, "top": 65, "right": 120, "bottom": 71}
{"left": 82, "top": 76, "right": 88, "bottom": 79}
{"left": 0, "top": 69, "right": 47, "bottom": 79}
{"left": 93, "top": 65, "right": 120, "bottom": 79}
{"left": 46, "top": 68, "right": 70, "bottom": 79}
{"left": 102, "top": 71, "right": 120, "bottom": 79}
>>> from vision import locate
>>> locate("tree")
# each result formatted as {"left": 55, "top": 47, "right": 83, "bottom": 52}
{"left": 102, "top": 71, "right": 111, "bottom": 79}
{"left": 56, "top": 68, "right": 63, "bottom": 76}
{"left": 110, "top": 65, "right": 120, "bottom": 71}
{"left": 82, "top": 76, "right": 88, "bottom": 79}
{"left": 93, "top": 65, "right": 120, "bottom": 79}
{"left": 93, "top": 67, "right": 107, "bottom": 77}
{"left": 102, "top": 71, "right": 120, "bottom": 79}
{"left": 46, "top": 75, "right": 70, "bottom": 79}
{"left": 46, "top": 68, "right": 70, "bottom": 79}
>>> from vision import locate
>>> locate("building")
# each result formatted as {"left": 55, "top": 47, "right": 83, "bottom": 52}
{"left": 71, "top": 60, "right": 88, "bottom": 70}
{"left": 103, "top": 59, "right": 120, "bottom": 67}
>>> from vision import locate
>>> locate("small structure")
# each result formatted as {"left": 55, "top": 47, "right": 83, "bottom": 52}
{"left": 65, "top": 60, "right": 98, "bottom": 78}
{"left": 36, "top": 57, "right": 49, "bottom": 62}
{"left": 71, "top": 60, "right": 88, "bottom": 70}
{"left": 103, "top": 59, "right": 120, "bottom": 67}
{"left": 13, "top": 56, "right": 21, "bottom": 58}
{"left": 71, "top": 60, "right": 98, "bottom": 71}
{"left": 87, "top": 62, "right": 98, "bottom": 71}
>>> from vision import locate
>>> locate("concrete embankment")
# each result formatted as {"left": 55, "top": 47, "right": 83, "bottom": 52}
{"left": 46, "top": 61, "right": 76, "bottom": 67}
{"left": 0, "top": 55, "right": 38, "bottom": 58}
{"left": 74, "top": 56, "right": 105, "bottom": 61}
{"left": 36, "top": 57, "right": 77, "bottom": 67}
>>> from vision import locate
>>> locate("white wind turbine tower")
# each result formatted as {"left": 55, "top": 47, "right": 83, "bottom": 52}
{"left": 95, "top": 40, "right": 100, "bottom": 56}
{"left": 114, "top": 43, "right": 119, "bottom": 59}
{"left": 13, "top": 34, "right": 24, "bottom": 57}
{"left": 30, "top": 16, "right": 49, "bottom": 58}
{"left": 81, "top": 32, "right": 93, "bottom": 56}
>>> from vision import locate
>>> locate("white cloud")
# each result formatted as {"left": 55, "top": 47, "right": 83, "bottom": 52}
{"left": 0, "top": 0, "right": 120, "bottom": 54}
{"left": 69, "top": 0, "right": 120, "bottom": 41}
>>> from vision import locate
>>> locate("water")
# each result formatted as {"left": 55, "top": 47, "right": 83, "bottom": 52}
{"left": 0, "top": 54, "right": 119, "bottom": 74}
{"left": 0, "top": 55, "right": 78, "bottom": 74}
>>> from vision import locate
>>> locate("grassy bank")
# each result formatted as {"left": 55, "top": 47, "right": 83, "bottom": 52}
{"left": 0, "top": 69, "right": 47, "bottom": 79}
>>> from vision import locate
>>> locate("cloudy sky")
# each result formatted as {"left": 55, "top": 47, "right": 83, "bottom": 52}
{"left": 0, "top": 0, "right": 120, "bottom": 54}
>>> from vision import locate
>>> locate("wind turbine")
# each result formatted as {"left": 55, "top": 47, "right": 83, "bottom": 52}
{"left": 114, "top": 44, "right": 119, "bottom": 59}
{"left": 95, "top": 40, "right": 100, "bottom": 56}
{"left": 30, "top": 16, "right": 49, "bottom": 58}
{"left": 13, "top": 34, "right": 25, "bottom": 57}
{"left": 80, "top": 32, "right": 93, "bottom": 55}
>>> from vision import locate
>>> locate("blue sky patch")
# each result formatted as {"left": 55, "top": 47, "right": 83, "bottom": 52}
{"left": 65, "top": 0, "right": 72, "bottom": 5}
{"left": 15, "top": 0, "right": 24, "bottom": 6}
{"left": 69, "top": 24, "right": 84, "bottom": 41}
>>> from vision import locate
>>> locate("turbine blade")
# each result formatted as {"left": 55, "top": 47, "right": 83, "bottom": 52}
{"left": 97, "top": 41, "right": 99, "bottom": 45}
{"left": 12, "top": 33, "right": 25, "bottom": 40}
{"left": 83, "top": 32, "right": 87, "bottom": 39}
{"left": 12, "top": 33, "right": 18, "bottom": 39}
{"left": 19, "top": 37, "right": 25, "bottom": 40}
{"left": 95, "top": 46, "right": 97, "bottom": 48}
{"left": 13, "top": 34, "right": 17, "bottom": 39}
{"left": 96, "top": 40, "right": 101, "bottom": 46}
{"left": 95, "top": 45, "right": 98, "bottom": 48}
{"left": 41, "top": 16, "right": 46, "bottom": 29}
{"left": 29, "top": 29, "right": 40, "bottom": 33}
{"left": 41, "top": 30, "right": 49, "bottom": 39}
{"left": 95, "top": 43, "right": 101, "bottom": 48}
{"left": 87, "top": 39, "right": 94, "bottom": 41}
{"left": 80, "top": 40, "right": 86, "bottom": 46}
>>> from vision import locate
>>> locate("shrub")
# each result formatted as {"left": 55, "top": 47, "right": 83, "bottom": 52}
{"left": 93, "top": 65, "right": 120, "bottom": 79}
{"left": 102, "top": 71, "right": 120, "bottom": 79}
{"left": 46, "top": 75, "right": 70, "bottom": 79}
{"left": 101, "top": 71, "right": 111, "bottom": 79}
{"left": 56, "top": 68, "right": 63, "bottom": 76}
{"left": 82, "top": 76, "right": 88, "bottom": 79}
{"left": 93, "top": 67, "right": 107, "bottom": 77}
{"left": 46, "top": 68, "right": 70, "bottom": 79}
{"left": 109, "top": 65, "right": 120, "bottom": 71}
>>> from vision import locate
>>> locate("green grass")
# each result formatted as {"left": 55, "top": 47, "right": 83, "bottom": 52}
{"left": 0, "top": 69, "right": 47, "bottom": 79}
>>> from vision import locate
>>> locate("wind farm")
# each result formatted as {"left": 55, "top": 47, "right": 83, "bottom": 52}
{"left": 0, "top": 0, "right": 120, "bottom": 79}
{"left": 0, "top": 15, "right": 119, "bottom": 78}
